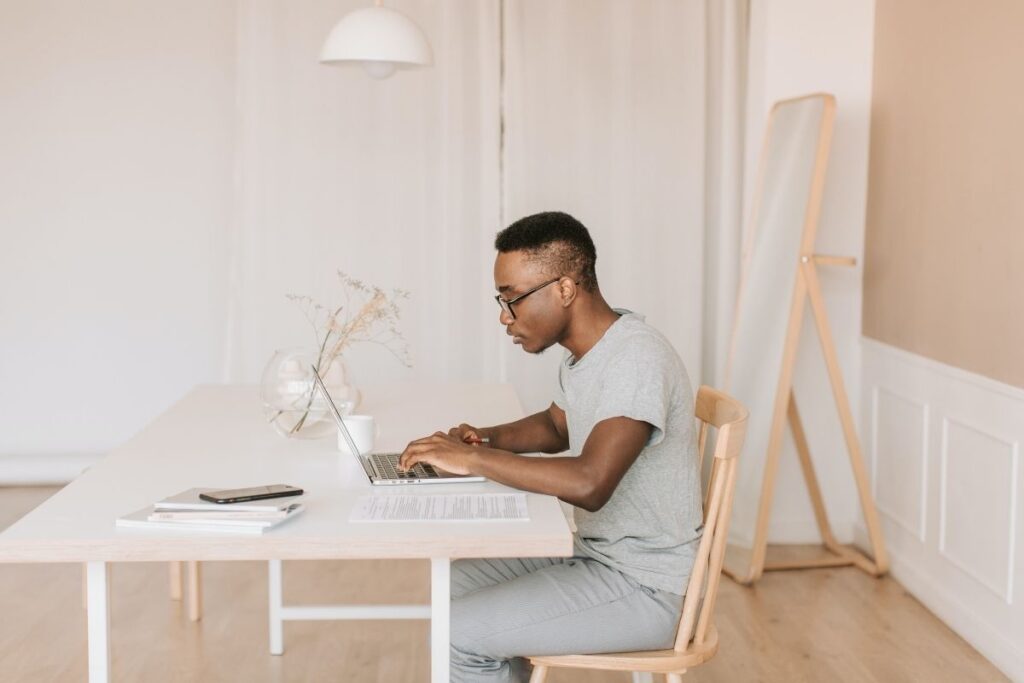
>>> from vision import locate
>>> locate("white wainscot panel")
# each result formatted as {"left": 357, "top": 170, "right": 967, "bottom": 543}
{"left": 940, "top": 417, "right": 1019, "bottom": 604}
{"left": 860, "top": 338, "right": 1024, "bottom": 681}
{"left": 872, "top": 387, "right": 928, "bottom": 541}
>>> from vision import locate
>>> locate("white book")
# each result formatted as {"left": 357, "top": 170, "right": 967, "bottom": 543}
{"left": 148, "top": 504, "right": 303, "bottom": 525}
{"left": 153, "top": 487, "right": 304, "bottom": 513}
{"left": 148, "top": 505, "right": 298, "bottom": 522}
{"left": 117, "top": 503, "right": 304, "bottom": 535}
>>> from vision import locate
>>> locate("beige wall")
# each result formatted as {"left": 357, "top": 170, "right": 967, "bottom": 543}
{"left": 863, "top": 0, "right": 1024, "bottom": 388}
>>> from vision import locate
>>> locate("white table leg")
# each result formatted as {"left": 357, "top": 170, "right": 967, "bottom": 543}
{"left": 430, "top": 557, "right": 450, "bottom": 683}
{"left": 268, "top": 559, "right": 283, "bottom": 655}
{"left": 86, "top": 561, "right": 111, "bottom": 683}
{"left": 632, "top": 673, "right": 655, "bottom": 683}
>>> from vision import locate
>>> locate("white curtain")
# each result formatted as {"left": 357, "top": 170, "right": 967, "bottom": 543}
{"left": 702, "top": 0, "right": 749, "bottom": 388}
{"left": 502, "top": 0, "right": 708, "bottom": 412}
{"left": 224, "top": 0, "right": 503, "bottom": 390}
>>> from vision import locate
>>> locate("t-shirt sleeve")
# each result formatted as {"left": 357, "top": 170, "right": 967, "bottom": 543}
{"left": 591, "top": 341, "right": 672, "bottom": 448}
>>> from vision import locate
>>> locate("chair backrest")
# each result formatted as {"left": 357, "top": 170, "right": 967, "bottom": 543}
{"left": 672, "top": 385, "right": 748, "bottom": 653}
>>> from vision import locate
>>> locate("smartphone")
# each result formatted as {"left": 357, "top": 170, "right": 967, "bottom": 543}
{"left": 199, "top": 484, "right": 304, "bottom": 505}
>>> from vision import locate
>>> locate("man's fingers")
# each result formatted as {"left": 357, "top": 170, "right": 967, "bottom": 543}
{"left": 399, "top": 442, "right": 431, "bottom": 469}
{"left": 409, "top": 433, "right": 448, "bottom": 447}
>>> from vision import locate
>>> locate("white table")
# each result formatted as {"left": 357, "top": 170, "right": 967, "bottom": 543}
{"left": 0, "top": 383, "right": 573, "bottom": 683}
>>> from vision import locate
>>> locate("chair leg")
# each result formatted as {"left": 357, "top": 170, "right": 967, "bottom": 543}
{"left": 169, "top": 561, "right": 183, "bottom": 600}
{"left": 187, "top": 561, "right": 202, "bottom": 621}
{"left": 528, "top": 664, "right": 548, "bottom": 682}
{"left": 667, "top": 673, "right": 685, "bottom": 683}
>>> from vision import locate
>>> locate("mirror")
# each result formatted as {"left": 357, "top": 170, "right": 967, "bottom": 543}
{"left": 724, "top": 94, "right": 835, "bottom": 548}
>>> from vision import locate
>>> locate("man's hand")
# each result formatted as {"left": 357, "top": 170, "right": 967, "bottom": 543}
{"left": 399, "top": 431, "right": 484, "bottom": 475}
{"left": 447, "top": 423, "right": 487, "bottom": 445}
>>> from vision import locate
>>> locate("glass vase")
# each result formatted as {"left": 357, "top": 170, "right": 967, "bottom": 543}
{"left": 260, "top": 348, "right": 361, "bottom": 439}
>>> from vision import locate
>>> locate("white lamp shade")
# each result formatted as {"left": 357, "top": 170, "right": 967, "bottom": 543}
{"left": 320, "top": 6, "right": 433, "bottom": 72}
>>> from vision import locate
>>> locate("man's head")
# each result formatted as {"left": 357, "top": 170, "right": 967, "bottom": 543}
{"left": 493, "top": 211, "right": 599, "bottom": 354}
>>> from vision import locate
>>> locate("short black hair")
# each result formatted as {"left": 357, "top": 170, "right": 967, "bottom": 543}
{"left": 494, "top": 211, "right": 599, "bottom": 292}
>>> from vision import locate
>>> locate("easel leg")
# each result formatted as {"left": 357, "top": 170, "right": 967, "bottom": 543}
{"left": 788, "top": 393, "right": 840, "bottom": 548}
{"left": 802, "top": 260, "right": 889, "bottom": 574}
{"left": 728, "top": 269, "right": 811, "bottom": 584}
{"left": 725, "top": 260, "right": 890, "bottom": 582}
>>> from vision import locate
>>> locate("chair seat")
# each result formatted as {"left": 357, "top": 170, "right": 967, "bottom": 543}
{"left": 528, "top": 626, "right": 718, "bottom": 673}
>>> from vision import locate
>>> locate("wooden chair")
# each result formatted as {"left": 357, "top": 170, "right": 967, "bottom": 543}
{"left": 528, "top": 385, "right": 748, "bottom": 683}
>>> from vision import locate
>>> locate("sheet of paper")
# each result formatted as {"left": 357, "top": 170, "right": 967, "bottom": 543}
{"left": 350, "top": 493, "right": 529, "bottom": 522}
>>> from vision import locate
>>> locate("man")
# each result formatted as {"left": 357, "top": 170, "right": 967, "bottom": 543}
{"left": 399, "top": 211, "right": 701, "bottom": 682}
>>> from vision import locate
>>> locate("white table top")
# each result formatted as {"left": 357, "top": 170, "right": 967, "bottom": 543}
{"left": 0, "top": 383, "right": 573, "bottom": 563}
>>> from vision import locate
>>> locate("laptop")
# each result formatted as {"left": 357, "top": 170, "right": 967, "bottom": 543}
{"left": 311, "top": 366, "right": 486, "bottom": 486}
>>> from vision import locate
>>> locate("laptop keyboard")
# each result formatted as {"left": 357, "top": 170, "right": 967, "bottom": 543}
{"left": 371, "top": 453, "right": 439, "bottom": 480}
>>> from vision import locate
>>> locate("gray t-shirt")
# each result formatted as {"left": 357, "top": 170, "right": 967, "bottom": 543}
{"left": 553, "top": 309, "right": 701, "bottom": 595}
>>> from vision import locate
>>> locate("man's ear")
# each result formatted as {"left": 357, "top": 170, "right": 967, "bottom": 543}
{"left": 559, "top": 277, "right": 578, "bottom": 308}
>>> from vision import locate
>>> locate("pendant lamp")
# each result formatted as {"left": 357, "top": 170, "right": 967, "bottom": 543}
{"left": 320, "top": 1, "right": 433, "bottom": 79}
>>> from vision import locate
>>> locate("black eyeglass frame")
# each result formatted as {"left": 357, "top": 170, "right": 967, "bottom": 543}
{"left": 495, "top": 277, "right": 575, "bottom": 320}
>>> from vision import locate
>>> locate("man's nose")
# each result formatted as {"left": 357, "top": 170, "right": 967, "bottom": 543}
{"left": 499, "top": 309, "right": 514, "bottom": 326}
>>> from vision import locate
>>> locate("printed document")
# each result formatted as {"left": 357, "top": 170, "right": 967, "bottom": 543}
{"left": 350, "top": 493, "right": 529, "bottom": 522}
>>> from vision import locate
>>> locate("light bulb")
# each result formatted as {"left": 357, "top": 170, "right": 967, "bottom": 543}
{"left": 361, "top": 60, "right": 397, "bottom": 79}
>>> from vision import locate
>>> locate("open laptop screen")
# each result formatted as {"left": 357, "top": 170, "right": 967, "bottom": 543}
{"left": 310, "top": 365, "right": 364, "bottom": 459}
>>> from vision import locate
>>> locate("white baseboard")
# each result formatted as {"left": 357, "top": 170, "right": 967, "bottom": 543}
{"left": 855, "top": 524, "right": 1023, "bottom": 682}
{"left": 0, "top": 453, "right": 100, "bottom": 485}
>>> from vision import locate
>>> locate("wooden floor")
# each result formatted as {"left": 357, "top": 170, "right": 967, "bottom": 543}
{"left": 0, "top": 486, "right": 1007, "bottom": 682}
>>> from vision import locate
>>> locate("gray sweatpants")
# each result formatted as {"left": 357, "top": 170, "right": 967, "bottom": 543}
{"left": 450, "top": 556, "right": 683, "bottom": 682}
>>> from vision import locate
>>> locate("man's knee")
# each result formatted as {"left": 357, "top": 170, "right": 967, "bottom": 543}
{"left": 450, "top": 614, "right": 507, "bottom": 680}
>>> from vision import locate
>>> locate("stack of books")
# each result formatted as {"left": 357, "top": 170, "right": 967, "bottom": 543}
{"left": 116, "top": 488, "right": 305, "bottom": 534}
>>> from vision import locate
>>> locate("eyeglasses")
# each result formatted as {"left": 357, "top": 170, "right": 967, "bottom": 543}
{"left": 494, "top": 277, "right": 562, "bottom": 320}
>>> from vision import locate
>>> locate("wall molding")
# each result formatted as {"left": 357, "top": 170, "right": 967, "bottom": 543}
{"left": 0, "top": 453, "right": 99, "bottom": 486}
{"left": 871, "top": 385, "right": 929, "bottom": 542}
{"left": 938, "top": 415, "right": 1019, "bottom": 605}
{"left": 860, "top": 337, "right": 1023, "bottom": 681}
{"left": 862, "top": 338, "right": 1024, "bottom": 403}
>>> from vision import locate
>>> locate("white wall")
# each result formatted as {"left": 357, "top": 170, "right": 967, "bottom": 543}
{"left": 732, "top": 0, "right": 877, "bottom": 544}
{"left": 0, "top": 2, "right": 235, "bottom": 466}
{"left": 0, "top": 0, "right": 708, "bottom": 477}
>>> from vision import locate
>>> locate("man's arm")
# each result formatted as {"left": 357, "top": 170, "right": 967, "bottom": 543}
{"left": 456, "top": 403, "right": 569, "bottom": 454}
{"left": 400, "top": 415, "right": 651, "bottom": 512}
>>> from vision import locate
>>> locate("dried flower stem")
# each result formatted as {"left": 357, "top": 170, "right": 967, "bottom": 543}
{"left": 279, "top": 271, "right": 412, "bottom": 436}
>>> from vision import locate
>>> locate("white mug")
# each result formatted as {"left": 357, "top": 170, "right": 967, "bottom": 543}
{"left": 337, "top": 414, "right": 377, "bottom": 455}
